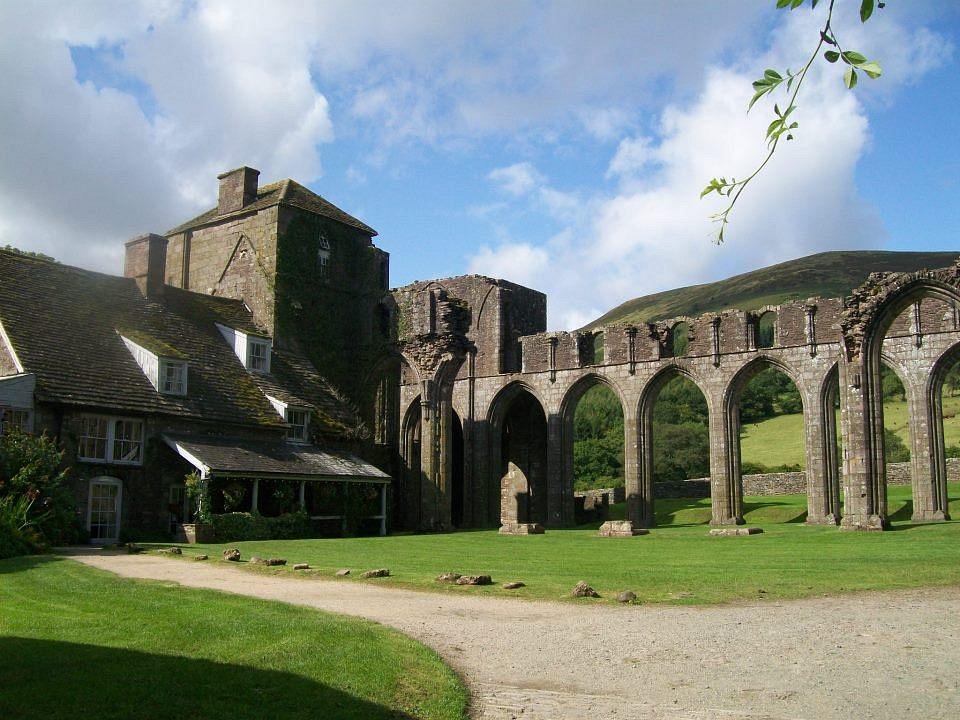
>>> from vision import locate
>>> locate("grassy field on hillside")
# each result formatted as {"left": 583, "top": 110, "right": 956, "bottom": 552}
{"left": 740, "top": 395, "right": 960, "bottom": 469}
{"left": 590, "top": 250, "right": 960, "bottom": 327}
{"left": 153, "top": 484, "right": 960, "bottom": 606}
{"left": 0, "top": 557, "right": 468, "bottom": 720}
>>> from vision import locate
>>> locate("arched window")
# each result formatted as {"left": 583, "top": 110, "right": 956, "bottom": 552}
{"left": 756, "top": 311, "right": 776, "bottom": 349}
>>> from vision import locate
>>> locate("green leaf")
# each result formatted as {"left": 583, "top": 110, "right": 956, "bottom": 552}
{"left": 791, "top": 0, "right": 804, "bottom": 9}
{"left": 842, "top": 51, "right": 867, "bottom": 65}
{"left": 844, "top": 67, "right": 858, "bottom": 89}
{"left": 820, "top": 31, "right": 836, "bottom": 46}
{"left": 776, "top": 0, "right": 792, "bottom": 8}
{"left": 747, "top": 88, "right": 768, "bottom": 112}
{"left": 860, "top": 0, "right": 874, "bottom": 22}
{"left": 824, "top": 50, "right": 840, "bottom": 63}
{"left": 857, "top": 61, "right": 882, "bottom": 79}
{"left": 764, "top": 69, "right": 783, "bottom": 81}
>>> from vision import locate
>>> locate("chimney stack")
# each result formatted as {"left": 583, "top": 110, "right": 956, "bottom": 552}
{"left": 124, "top": 233, "right": 168, "bottom": 299}
{"left": 217, "top": 166, "right": 260, "bottom": 215}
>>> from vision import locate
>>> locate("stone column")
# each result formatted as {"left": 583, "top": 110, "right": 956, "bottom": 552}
{"left": 907, "top": 375, "right": 950, "bottom": 522}
{"left": 838, "top": 356, "right": 885, "bottom": 530}
{"left": 419, "top": 392, "right": 440, "bottom": 531}
{"left": 623, "top": 400, "right": 648, "bottom": 527}
{"left": 709, "top": 400, "right": 743, "bottom": 525}
{"left": 802, "top": 393, "right": 839, "bottom": 524}
{"left": 251, "top": 478, "right": 259, "bottom": 513}
{"left": 546, "top": 413, "right": 566, "bottom": 526}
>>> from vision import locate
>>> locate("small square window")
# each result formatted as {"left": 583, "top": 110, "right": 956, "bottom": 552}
{"left": 286, "top": 408, "right": 309, "bottom": 442}
{"left": 162, "top": 362, "right": 187, "bottom": 395}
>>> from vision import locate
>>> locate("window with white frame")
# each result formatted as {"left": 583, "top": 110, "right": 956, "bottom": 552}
{"left": 286, "top": 408, "right": 310, "bottom": 442}
{"left": 77, "top": 415, "right": 144, "bottom": 465}
{"left": 248, "top": 339, "right": 270, "bottom": 372}
{"left": 161, "top": 361, "right": 187, "bottom": 395}
{"left": 0, "top": 407, "right": 32, "bottom": 435}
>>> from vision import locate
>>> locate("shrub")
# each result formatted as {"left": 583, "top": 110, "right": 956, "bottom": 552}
{"left": 210, "top": 511, "right": 312, "bottom": 542}
{"left": 0, "top": 431, "right": 78, "bottom": 553}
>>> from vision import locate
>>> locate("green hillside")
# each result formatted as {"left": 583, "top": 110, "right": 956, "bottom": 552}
{"left": 589, "top": 250, "right": 960, "bottom": 327}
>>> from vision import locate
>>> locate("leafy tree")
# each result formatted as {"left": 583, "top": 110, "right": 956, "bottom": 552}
{"left": 884, "top": 427, "right": 910, "bottom": 462}
{"left": 702, "top": 0, "right": 885, "bottom": 243}
{"left": 653, "top": 423, "right": 711, "bottom": 482}
{"left": 573, "top": 385, "right": 624, "bottom": 489}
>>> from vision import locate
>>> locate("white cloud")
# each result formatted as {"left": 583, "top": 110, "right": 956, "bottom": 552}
{"left": 488, "top": 162, "right": 544, "bottom": 196}
{"left": 469, "top": 5, "right": 950, "bottom": 329}
{"left": 606, "top": 136, "right": 656, "bottom": 180}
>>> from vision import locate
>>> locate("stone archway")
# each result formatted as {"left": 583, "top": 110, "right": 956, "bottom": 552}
{"left": 488, "top": 383, "right": 549, "bottom": 527}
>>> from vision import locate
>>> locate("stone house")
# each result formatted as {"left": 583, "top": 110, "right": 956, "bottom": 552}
{"left": 0, "top": 167, "right": 392, "bottom": 543}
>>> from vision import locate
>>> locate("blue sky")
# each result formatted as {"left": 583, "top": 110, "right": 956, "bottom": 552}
{"left": 1, "top": 1, "right": 958, "bottom": 328}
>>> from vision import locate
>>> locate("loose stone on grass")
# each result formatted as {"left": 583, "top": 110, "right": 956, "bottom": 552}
{"left": 335, "top": 569, "right": 351, "bottom": 577}
{"left": 126, "top": 542, "right": 143, "bottom": 554}
{"left": 250, "top": 557, "right": 287, "bottom": 566}
{"left": 158, "top": 547, "right": 182, "bottom": 555}
{"left": 360, "top": 568, "right": 390, "bottom": 579}
{"left": 293, "top": 563, "right": 309, "bottom": 570}
{"left": 709, "top": 527, "right": 764, "bottom": 537}
{"left": 222, "top": 548, "right": 241, "bottom": 562}
{"left": 597, "top": 521, "right": 649, "bottom": 537}
{"left": 571, "top": 581, "right": 600, "bottom": 598}
{"left": 502, "top": 581, "right": 525, "bottom": 590}
{"left": 194, "top": 554, "right": 209, "bottom": 561}
{"left": 617, "top": 590, "right": 637, "bottom": 604}
{"left": 456, "top": 575, "right": 492, "bottom": 586}
{"left": 436, "top": 572, "right": 462, "bottom": 583}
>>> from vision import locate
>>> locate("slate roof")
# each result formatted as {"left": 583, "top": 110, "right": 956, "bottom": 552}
{"left": 164, "top": 434, "right": 390, "bottom": 482}
{"left": 166, "top": 179, "right": 377, "bottom": 237}
{"left": 0, "top": 249, "right": 360, "bottom": 435}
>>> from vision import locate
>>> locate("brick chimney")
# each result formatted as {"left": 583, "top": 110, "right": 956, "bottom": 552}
{"left": 217, "top": 166, "right": 260, "bottom": 215}
{"left": 124, "top": 233, "right": 168, "bottom": 299}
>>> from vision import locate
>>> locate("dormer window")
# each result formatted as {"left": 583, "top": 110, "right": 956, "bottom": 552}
{"left": 216, "top": 323, "right": 272, "bottom": 374}
{"left": 265, "top": 395, "right": 310, "bottom": 443}
{"left": 120, "top": 332, "right": 189, "bottom": 396}
{"left": 248, "top": 340, "right": 269, "bottom": 372}
{"left": 162, "top": 361, "right": 187, "bottom": 395}
{"left": 286, "top": 408, "right": 309, "bottom": 442}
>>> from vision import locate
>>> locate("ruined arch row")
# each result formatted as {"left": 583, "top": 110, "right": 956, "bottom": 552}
{"left": 394, "top": 261, "right": 960, "bottom": 531}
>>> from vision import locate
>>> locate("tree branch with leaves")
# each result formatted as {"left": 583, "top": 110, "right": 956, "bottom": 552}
{"left": 701, "top": 0, "right": 884, "bottom": 244}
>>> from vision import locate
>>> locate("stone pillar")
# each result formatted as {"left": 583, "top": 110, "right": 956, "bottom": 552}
{"left": 419, "top": 393, "right": 440, "bottom": 531}
{"left": 623, "top": 400, "right": 648, "bottom": 527}
{"left": 251, "top": 478, "right": 259, "bottom": 513}
{"left": 709, "top": 400, "right": 743, "bottom": 525}
{"left": 802, "top": 393, "right": 839, "bottom": 525}
{"left": 546, "top": 413, "right": 566, "bottom": 526}
{"left": 907, "top": 376, "right": 950, "bottom": 522}
{"left": 298, "top": 481, "right": 306, "bottom": 511}
{"left": 838, "top": 356, "right": 885, "bottom": 530}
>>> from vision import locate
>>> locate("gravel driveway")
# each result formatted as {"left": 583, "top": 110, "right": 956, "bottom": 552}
{"left": 64, "top": 549, "right": 960, "bottom": 720}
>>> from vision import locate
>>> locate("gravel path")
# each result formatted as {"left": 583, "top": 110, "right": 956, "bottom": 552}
{"left": 64, "top": 549, "right": 960, "bottom": 720}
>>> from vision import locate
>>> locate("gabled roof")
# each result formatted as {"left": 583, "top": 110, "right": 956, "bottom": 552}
{"left": 0, "top": 249, "right": 361, "bottom": 436}
{"left": 166, "top": 179, "right": 377, "bottom": 237}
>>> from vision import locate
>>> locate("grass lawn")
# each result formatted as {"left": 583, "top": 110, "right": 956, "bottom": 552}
{"left": 156, "top": 484, "right": 960, "bottom": 607}
{"left": 740, "top": 394, "right": 960, "bottom": 469}
{"left": 0, "top": 556, "right": 468, "bottom": 720}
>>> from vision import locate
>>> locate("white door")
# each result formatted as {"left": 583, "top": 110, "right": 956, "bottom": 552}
{"left": 88, "top": 478, "right": 122, "bottom": 543}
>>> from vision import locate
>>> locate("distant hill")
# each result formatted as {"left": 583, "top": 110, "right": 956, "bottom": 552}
{"left": 588, "top": 250, "right": 960, "bottom": 328}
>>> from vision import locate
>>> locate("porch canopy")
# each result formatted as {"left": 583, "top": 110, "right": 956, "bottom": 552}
{"left": 163, "top": 433, "right": 392, "bottom": 534}
{"left": 162, "top": 434, "right": 391, "bottom": 483}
